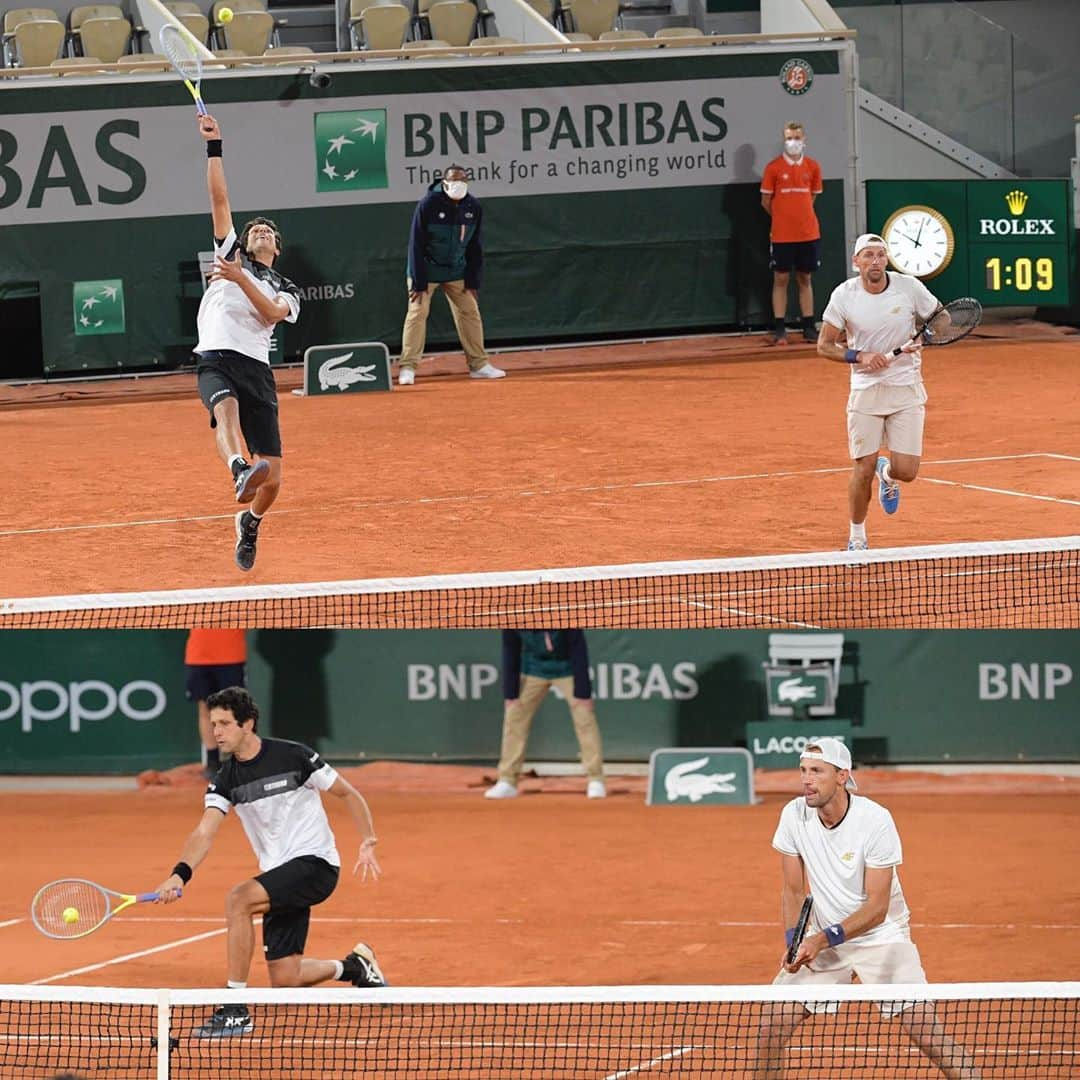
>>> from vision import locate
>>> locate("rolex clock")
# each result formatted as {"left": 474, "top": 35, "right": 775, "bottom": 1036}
{"left": 881, "top": 205, "right": 956, "bottom": 279}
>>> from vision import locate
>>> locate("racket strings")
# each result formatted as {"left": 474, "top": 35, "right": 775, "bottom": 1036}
{"left": 924, "top": 298, "right": 982, "bottom": 345}
{"left": 160, "top": 26, "right": 202, "bottom": 81}
{"left": 33, "top": 881, "right": 110, "bottom": 937}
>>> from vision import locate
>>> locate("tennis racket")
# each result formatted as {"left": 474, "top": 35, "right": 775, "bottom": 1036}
{"left": 159, "top": 24, "right": 208, "bottom": 115}
{"left": 785, "top": 895, "right": 814, "bottom": 966}
{"left": 31, "top": 878, "right": 180, "bottom": 941}
{"left": 891, "top": 296, "right": 983, "bottom": 356}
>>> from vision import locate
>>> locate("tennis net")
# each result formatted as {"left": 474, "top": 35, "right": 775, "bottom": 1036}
{"left": 1, "top": 982, "right": 1077, "bottom": 1078}
{"left": 1, "top": 536, "right": 1077, "bottom": 630}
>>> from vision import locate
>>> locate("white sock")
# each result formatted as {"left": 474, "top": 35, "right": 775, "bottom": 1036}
{"left": 248, "top": 509, "right": 263, "bottom": 522}
{"left": 332, "top": 960, "right": 345, "bottom": 980}
{"left": 849, "top": 522, "right": 867, "bottom": 542}
{"left": 228, "top": 454, "right": 245, "bottom": 471}
{"left": 227, "top": 980, "right": 247, "bottom": 990}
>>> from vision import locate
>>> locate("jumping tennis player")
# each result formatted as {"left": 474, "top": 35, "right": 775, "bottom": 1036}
{"left": 193, "top": 114, "right": 300, "bottom": 572}
{"left": 817, "top": 234, "right": 941, "bottom": 551}
{"left": 153, "top": 687, "right": 385, "bottom": 1038}
{"left": 752, "top": 739, "right": 978, "bottom": 1078}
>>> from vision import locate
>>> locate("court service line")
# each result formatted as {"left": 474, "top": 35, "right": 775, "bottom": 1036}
{"left": 0, "top": 453, "right": 1064, "bottom": 539}
{"left": 605, "top": 1046, "right": 697, "bottom": 1079}
{"left": 0, "top": 918, "right": 25, "bottom": 930}
{"left": 920, "top": 477, "right": 1080, "bottom": 507}
{"left": 621, "top": 920, "right": 1080, "bottom": 930}
{"left": 31, "top": 927, "right": 227, "bottom": 985}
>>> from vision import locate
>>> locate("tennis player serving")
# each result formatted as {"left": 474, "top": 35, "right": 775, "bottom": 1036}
{"left": 193, "top": 114, "right": 300, "bottom": 571}
{"left": 751, "top": 739, "right": 979, "bottom": 1079}
{"left": 152, "top": 687, "right": 386, "bottom": 1038}
{"left": 818, "top": 234, "right": 941, "bottom": 551}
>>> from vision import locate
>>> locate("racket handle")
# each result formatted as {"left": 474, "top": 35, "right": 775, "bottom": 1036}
{"left": 138, "top": 889, "right": 182, "bottom": 902}
{"left": 196, "top": 101, "right": 208, "bottom": 117}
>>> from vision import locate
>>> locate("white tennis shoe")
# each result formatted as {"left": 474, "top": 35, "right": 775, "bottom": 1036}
{"left": 586, "top": 780, "right": 607, "bottom": 799}
{"left": 484, "top": 780, "right": 519, "bottom": 799}
{"left": 398, "top": 367, "right": 415, "bottom": 386}
{"left": 469, "top": 363, "right": 506, "bottom": 379}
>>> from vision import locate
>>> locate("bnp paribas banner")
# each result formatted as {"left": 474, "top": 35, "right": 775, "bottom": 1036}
{"left": 0, "top": 49, "right": 851, "bottom": 371}
{"left": 0, "top": 51, "right": 848, "bottom": 225}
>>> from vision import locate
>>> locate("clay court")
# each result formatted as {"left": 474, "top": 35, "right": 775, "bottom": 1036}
{"left": 2, "top": 766, "right": 1078, "bottom": 1076}
{"left": 1, "top": 333, "right": 1078, "bottom": 603}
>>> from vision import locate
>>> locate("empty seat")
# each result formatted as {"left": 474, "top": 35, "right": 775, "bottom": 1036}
{"left": 358, "top": 2, "right": 409, "bottom": 50}
{"left": 562, "top": 30, "right": 591, "bottom": 41}
{"left": 653, "top": 25, "right": 703, "bottom": 39}
{"left": 67, "top": 3, "right": 123, "bottom": 54}
{"left": 426, "top": 0, "right": 475, "bottom": 46}
{"left": 401, "top": 37, "right": 450, "bottom": 48}
{"left": 7, "top": 15, "right": 64, "bottom": 65}
{"left": 51, "top": 54, "right": 108, "bottom": 72}
{"left": 219, "top": 8, "right": 272, "bottom": 55}
{"left": 79, "top": 14, "right": 131, "bottom": 61}
{"left": 563, "top": 0, "right": 616, "bottom": 39}
{"left": 598, "top": 28, "right": 645, "bottom": 40}
{"left": 164, "top": 2, "right": 210, "bottom": 45}
{"left": 117, "top": 51, "right": 169, "bottom": 70}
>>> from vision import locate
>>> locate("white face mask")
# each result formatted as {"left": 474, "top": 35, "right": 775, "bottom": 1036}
{"left": 443, "top": 180, "right": 468, "bottom": 201}
{"left": 784, "top": 138, "right": 805, "bottom": 157}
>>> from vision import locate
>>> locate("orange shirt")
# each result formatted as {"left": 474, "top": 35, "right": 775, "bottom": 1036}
{"left": 761, "top": 154, "right": 822, "bottom": 242}
{"left": 185, "top": 629, "right": 248, "bottom": 666}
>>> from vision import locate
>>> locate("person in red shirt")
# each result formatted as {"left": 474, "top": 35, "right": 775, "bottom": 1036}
{"left": 760, "top": 122, "right": 823, "bottom": 345}
{"left": 185, "top": 629, "right": 248, "bottom": 777}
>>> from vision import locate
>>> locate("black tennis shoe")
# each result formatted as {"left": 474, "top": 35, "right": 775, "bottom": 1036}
{"left": 234, "top": 511, "right": 259, "bottom": 572}
{"left": 234, "top": 459, "right": 269, "bottom": 503}
{"left": 193, "top": 1004, "right": 252, "bottom": 1038}
{"left": 342, "top": 942, "right": 388, "bottom": 988}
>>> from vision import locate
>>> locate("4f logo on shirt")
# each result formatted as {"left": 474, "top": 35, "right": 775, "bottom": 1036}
{"left": 313, "top": 109, "right": 388, "bottom": 193}
{"left": 72, "top": 279, "right": 125, "bottom": 336}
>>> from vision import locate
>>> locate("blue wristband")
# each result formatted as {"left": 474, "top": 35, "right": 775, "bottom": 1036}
{"left": 844, "top": 348, "right": 859, "bottom": 364}
{"left": 824, "top": 923, "right": 846, "bottom": 947}
{"left": 785, "top": 928, "right": 796, "bottom": 948}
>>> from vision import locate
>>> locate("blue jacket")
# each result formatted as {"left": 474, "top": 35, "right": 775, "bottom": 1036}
{"left": 502, "top": 630, "right": 592, "bottom": 700}
{"left": 406, "top": 178, "right": 483, "bottom": 292}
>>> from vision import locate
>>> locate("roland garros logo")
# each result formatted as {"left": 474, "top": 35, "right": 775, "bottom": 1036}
{"left": 779, "top": 58, "right": 814, "bottom": 96}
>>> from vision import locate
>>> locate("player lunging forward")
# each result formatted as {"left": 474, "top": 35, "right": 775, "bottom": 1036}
{"left": 752, "top": 739, "right": 978, "bottom": 1078}
{"left": 153, "top": 687, "right": 386, "bottom": 1038}
{"left": 193, "top": 114, "right": 300, "bottom": 571}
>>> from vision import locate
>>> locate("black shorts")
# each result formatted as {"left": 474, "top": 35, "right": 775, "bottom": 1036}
{"left": 196, "top": 350, "right": 283, "bottom": 458}
{"left": 769, "top": 239, "right": 821, "bottom": 273}
{"left": 256, "top": 855, "right": 339, "bottom": 961}
{"left": 184, "top": 663, "right": 246, "bottom": 702}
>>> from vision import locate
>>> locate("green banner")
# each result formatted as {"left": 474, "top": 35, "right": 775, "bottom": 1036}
{"left": 748, "top": 721, "right": 854, "bottom": 769}
{"left": 646, "top": 748, "right": 755, "bottom": 805}
{"left": 303, "top": 342, "right": 392, "bottom": 395}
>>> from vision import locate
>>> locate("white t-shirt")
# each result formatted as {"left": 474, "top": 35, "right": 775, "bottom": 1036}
{"left": 772, "top": 794, "right": 912, "bottom": 947}
{"left": 822, "top": 272, "right": 940, "bottom": 390}
{"left": 195, "top": 228, "right": 300, "bottom": 365}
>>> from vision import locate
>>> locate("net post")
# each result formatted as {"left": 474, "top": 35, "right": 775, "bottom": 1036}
{"left": 156, "top": 987, "right": 171, "bottom": 1080}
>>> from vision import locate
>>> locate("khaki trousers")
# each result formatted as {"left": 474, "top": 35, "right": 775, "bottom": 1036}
{"left": 497, "top": 674, "right": 604, "bottom": 783}
{"left": 400, "top": 279, "right": 489, "bottom": 371}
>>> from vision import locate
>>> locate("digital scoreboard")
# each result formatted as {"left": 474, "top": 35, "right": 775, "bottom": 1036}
{"left": 866, "top": 179, "right": 1075, "bottom": 307}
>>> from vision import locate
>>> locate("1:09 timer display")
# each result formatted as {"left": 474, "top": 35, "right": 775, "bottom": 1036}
{"left": 984, "top": 256, "right": 1054, "bottom": 292}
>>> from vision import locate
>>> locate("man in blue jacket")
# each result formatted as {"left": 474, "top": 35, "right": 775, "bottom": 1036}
{"left": 398, "top": 165, "right": 506, "bottom": 386}
{"left": 485, "top": 630, "right": 606, "bottom": 800}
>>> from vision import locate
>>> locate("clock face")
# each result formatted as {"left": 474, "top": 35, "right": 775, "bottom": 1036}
{"left": 882, "top": 205, "right": 956, "bottom": 279}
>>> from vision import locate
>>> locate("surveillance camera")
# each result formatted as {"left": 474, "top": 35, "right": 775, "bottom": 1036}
{"left": 309, "top": 71, "right": 331, "bottom": 89}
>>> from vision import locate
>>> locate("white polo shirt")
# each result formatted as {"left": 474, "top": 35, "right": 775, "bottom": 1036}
{"left": 195, "top": 228, "right": 300, "bottom": 365}
{"left": 772, "top": 793, "right": 913, "bottom": 947}
{"left": 822, "top": 272, "right": 940, "bottom": 390}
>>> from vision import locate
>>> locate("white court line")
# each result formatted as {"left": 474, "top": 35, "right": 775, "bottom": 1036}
{"left": 0, "top": 453, "right": 1070, "bottom": 539}
{"left": 920, "top": 477, "right": 1080, "bottom": 507}
{"left": 620, "top": 920, "right": 1080, "bottom": 930}
{"left": 0, "top": 918, "right": 25, "bottom": 929}
{"left": 605, "top": 1046, "right": 697, "bottom": 1079}
{"left": 31, "top": 927, "right": 227, "bottom": 985}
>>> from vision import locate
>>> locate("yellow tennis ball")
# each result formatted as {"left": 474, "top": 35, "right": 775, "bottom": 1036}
{"left": 219, "top": 6, "right": 233, "bottom": 22}
{"left": 62, "top": 907, "right": 79, "bottom": 925}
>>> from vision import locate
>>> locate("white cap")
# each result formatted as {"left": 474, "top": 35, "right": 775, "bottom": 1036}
{"left": 801, "top": 737, "right": 858, "bottom": 791}
{"left": 853, "top": 232, "right": 887, "bottom": 259}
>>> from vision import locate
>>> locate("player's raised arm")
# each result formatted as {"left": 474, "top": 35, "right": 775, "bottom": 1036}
{"left": 199, "top": 114, "right": 233, "bottom": 242}
{"left": 153, "top": 806, "right": 226, "bottom": 902}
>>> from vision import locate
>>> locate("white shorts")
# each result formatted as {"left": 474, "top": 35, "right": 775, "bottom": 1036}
{"left": 847, "top": 381, "right": 928, "bottom": 460}
{"left": 772, "top": 940, "right": 928, "bottom": 1018}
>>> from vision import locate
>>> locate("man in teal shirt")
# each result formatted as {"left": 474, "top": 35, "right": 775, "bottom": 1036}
{"left": 485, "top": 630, "right": 606, "bottom": 800}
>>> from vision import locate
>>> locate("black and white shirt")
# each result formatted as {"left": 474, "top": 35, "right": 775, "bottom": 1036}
{"left": 205, "top": 738, "right": 340, "bottom": 872}
{"left": 195, "top": 228, "right": 301, "bottom": 365}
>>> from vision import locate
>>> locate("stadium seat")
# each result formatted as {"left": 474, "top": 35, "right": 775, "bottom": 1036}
{"left": 78, "top": 14, "right": 131, "bottom": 61}
{"left": 263, "top": 43, "right": 313, "bottom": 57}
{"left": 467, "top": 34, "right": 518, "bottom": 53}
{"left": 400, "top": 37, "right": 452, "bottom": 49}
{"left": 210, "top": 0, "right": 281, "bottom": 49}
{"left": 4, "top": 14, "right": 64, "bottom": 66}
{"left": 357, "top": 2, "right": 410, "bottom": 50}
{"left": 426, "top": 0, "right": 475, "bottom": 47}
{"left": 67, "top": 4, "right": 124, "bottom": 55}
{"left": 653, "top": 25, "right": 703, "bottom": 40}
{"left": 562, "top": 30, "right": 591, "bottom": 41}
{"left": 219, "top": 8, "right": 272, "bottom": 55}
{"left": 562, "top": 0, "right": 617, "bottom": 39}
{"left": 598, "top": 28, "right": 645, "bottom": 40}
{"left": 164, "top": 2, "right": 210, "bottom": 46}
{"left": 3, "top": 7, "right": 56, "bottom": 65}
{"left": 117, "top": 51, "right": 169, "bottom": 70}
{"left": 51, "top": 53, "right": 108, "bottom": 71}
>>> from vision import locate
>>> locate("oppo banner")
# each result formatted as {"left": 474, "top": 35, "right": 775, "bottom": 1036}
{"left": 2, "top": 630, "right": 1076, "bottom": 773}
